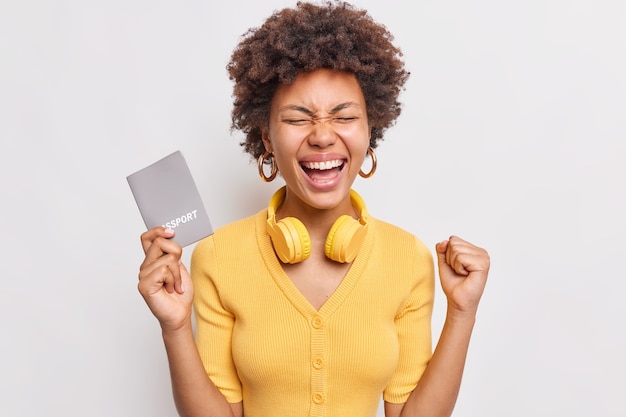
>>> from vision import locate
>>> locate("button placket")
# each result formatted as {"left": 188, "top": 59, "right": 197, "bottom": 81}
{"left": 310, "top": 314, "right": 327, "bottom": 413}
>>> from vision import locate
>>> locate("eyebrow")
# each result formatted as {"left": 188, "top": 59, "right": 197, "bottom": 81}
{"left": 278, "top": 102, "right": 361, "bottom": 115}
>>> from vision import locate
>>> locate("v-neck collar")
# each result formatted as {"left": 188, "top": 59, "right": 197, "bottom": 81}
{"left": 256, "top": 210, "right": 374, "bottom": 319}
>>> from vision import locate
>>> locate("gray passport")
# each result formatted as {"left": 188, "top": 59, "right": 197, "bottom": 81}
{"left": 127, "top": 150, "right": 213, "bottom": 247}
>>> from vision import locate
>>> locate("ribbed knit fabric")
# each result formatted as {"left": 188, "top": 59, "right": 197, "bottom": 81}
{"left": 191, "top": 208, "right": 435, "bottom": 417}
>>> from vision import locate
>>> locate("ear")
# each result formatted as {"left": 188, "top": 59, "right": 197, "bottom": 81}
{"left": 261, "top": 129, "right": 272, "bottom": 153}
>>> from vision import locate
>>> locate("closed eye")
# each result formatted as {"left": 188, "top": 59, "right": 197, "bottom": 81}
{"left": 283, "top": 119, "right": 312, "bottom": 126}
{"left": 282, "top": 116, "right": 359, "bottom": 125}
{"left": 333, "top": 117, "right": 358, "bottom": 123}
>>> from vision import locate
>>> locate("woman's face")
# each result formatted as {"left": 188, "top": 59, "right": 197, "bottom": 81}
{"left": 263, "top": 68, "right": 371, "bottom": 214}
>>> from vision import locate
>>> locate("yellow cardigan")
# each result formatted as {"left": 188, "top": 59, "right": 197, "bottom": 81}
{"left": 191, "top": 209, "right": 434, "bottom": 417}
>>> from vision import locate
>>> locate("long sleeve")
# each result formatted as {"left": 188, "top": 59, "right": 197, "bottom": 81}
{"left": 383, "top": 236, "right": 435, "bottom": 403}
{"left": 191, "top": 236, "right": 243, "bottom": 403}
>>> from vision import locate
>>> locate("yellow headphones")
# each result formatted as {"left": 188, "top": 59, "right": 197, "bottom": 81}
{"left": 266, "top": 186, "right": 369, "bottom": 264}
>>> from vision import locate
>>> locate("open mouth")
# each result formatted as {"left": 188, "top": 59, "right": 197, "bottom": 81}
{"left": 300, "top": 159, "right": 345, "bottom": 181}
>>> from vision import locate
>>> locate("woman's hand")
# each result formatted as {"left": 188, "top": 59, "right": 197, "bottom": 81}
{"left": 436, "top": 236, "right": 490, "bottom": 316}
{"left": 138, "top": 227, "right": 194, "bottom": 332}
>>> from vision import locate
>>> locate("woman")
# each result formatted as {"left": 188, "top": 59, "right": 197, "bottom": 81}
{"left": 138, "top": 2, "right": 490, "bottom": 417}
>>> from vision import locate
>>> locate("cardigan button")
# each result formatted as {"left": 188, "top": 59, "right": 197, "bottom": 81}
{"left": 312, "top": 356, "right": 325, "bottom": 370}
{"left": 311, "top": 316, "right": 324, "bottom": 329}
{"left": 312, "top": 392, "right": 325, "bottom": 404}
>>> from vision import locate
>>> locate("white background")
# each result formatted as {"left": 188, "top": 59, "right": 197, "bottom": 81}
{"left": 1, "top": 0, "right": 625, "bottom": 416}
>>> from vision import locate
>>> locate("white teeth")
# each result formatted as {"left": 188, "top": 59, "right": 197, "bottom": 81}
{"left": 302, "top": 160, "right": 343, "bottom": 170}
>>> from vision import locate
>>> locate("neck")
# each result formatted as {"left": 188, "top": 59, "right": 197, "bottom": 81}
{"left": 277, "top": 191, "right": 357, "bottom": 239}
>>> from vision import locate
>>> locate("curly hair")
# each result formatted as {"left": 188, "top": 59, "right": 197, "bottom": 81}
{"left": 227, "top": 0, "right": 410, "bottom": 160}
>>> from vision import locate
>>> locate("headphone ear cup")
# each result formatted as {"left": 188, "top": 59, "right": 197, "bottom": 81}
{"left": 325, "top": 215, "right": 367, "bottom": 263}
{"left": 269, "top": 217, "right": 311, "bottom": 264}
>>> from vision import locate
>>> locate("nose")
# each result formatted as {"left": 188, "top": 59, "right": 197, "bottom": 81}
{"left": 307, "top": 117, "right": 337, "bottom": 148}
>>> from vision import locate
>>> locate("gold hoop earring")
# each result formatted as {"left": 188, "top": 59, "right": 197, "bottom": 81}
{"left": 258, "top": 151, "right": 278, "bottom": 182}
{"left": 359, "top": 147, "right": 377, "bottom": 178}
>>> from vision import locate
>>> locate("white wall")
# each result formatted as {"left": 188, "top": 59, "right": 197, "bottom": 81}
{"left": 1, "top": 0, "right": 625, "bottom": 416}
